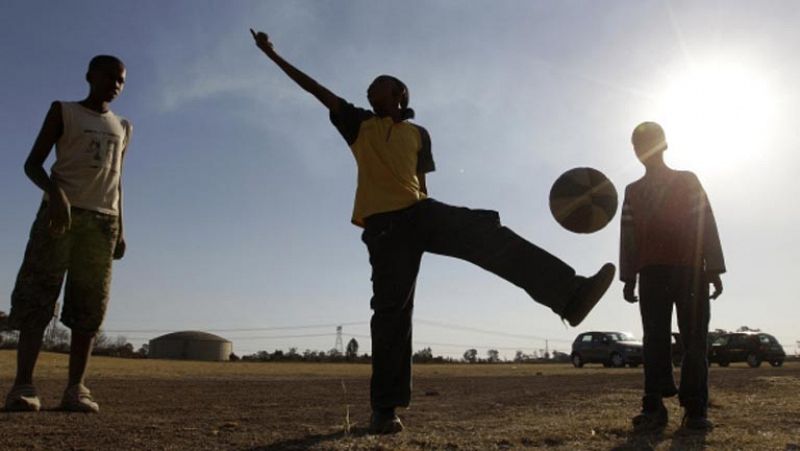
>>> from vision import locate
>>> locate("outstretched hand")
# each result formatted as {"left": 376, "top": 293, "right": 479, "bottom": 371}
{"left": 250, "top": 28, "right": 274, "bottom": 54}
{"left": 623, "top": 281, "right": 638, "bottom": 303}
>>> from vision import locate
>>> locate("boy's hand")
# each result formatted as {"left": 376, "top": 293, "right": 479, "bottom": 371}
{"left": 623, "top": 281, "right": 638, "bottom": 303}
{"left": 250, "top": 28, "right": 274, "bottom": 54}
{"left": 709, "top": 272, "right": 723, "bottom": 299}
{"left": 114, "top": 236, "right": 126, "bottom": 260}
{"left": 47, "top": 185, "right": 71, "bottom": 236}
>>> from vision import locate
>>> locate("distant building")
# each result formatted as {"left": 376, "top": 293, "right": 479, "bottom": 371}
{"left": 148, "top": 331, "right": 232, "bottom": 361}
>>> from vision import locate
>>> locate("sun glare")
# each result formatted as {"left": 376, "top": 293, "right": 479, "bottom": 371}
{"left": 655, "top": 59, "right": 776, "bottom": 176}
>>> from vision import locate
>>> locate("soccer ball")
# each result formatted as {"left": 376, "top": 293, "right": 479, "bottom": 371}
{"left": 549, "top": 167, "right": 618, "bottom": 233}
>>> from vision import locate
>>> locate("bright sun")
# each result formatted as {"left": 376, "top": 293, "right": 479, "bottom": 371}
{"left": 655, "top": 58, "right": 776, "bottom": 176}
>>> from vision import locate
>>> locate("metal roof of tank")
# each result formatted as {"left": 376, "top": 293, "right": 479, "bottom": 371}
{"left": 150, "top": 331, "right": 231, "bottom": 343}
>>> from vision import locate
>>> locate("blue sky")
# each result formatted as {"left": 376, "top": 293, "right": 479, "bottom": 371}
{"left": 1, "top": 1, "right": 798, "bottom": 357}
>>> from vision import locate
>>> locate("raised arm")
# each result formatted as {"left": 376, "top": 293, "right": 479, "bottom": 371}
{"left": 24, "top": 101, "right": 71, "bottom": 235}
{"left": 250, "top": 29, "right": 340, "bottom": 113}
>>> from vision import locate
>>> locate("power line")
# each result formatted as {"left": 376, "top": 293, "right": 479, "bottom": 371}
{"left": 105, "top": 319, "right": 579, "bottom": 353}
{"left": 415, "top": 319, "right": 573, "bottom": 343}
{"left": 322, "top": 333, "right": 563, "bottom": 353}
{"left": 224, "top": 333, "right": 340, "bottom": 341}
{"left": 102, "top": 321, "right": 367, "bottom": 334}
{"left": 123, "top": 333, "right": 341, "bottom": 341}
{"left": 103, "top": 319, "right": 574, "bottom": 343}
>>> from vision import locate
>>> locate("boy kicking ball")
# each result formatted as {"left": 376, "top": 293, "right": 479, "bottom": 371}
{"left": 250, "top": 28, "right": 615, "bottom": 433}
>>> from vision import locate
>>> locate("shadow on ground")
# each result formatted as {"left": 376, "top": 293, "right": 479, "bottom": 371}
{"left": 247, "top": 427, "right": 371, "bottom": 451}
{"left": 612, "top": 428, "right": 708, "bottom": 451}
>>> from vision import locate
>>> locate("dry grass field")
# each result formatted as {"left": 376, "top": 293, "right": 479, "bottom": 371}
{"left": 1, "top": 350, "right": 799, "bottom": 450}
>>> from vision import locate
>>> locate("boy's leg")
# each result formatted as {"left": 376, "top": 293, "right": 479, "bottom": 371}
{"left": 635, "top": 266, "right": 676, "bottom": 430}
{"left": 418, "top": 199, "right": 607, "bottom": 318}
{"left": 14, "top": 327, "right": 46, "bottom": 387}
{"left": 638, "top": 266, "right": 678, "bottom": 399}
{"left": 68, "top": 331, "right": 95, "bottom": 387}
{"left": 362, "top": 210, "right": 423, "bottom": 431}
{"left": 674, "top": 267, "right": 711, "bottom": 428}
{"left": 6, "top": 205, "right": 70, "bottom": 411}
{"left": 59, "top": 209, "right": 118, "bottom": 413}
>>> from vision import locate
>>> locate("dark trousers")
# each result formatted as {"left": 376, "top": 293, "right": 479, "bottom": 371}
{"left": 362, "top": 199, "right": 577, "bottom": 409}
{"left": 638, "top": 265, "right": 710, "bottom": 412}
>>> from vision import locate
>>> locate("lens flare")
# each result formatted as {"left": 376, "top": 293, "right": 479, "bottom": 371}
{"left": 655, "top": 59, "right": 776, "bottom": 175}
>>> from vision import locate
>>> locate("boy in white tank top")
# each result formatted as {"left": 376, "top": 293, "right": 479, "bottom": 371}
{"left": 5, "top": 55, "right": 131, "bottom": 413}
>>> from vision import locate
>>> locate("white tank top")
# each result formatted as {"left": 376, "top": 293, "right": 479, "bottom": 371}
{"left": 48, "top": 101, "right": 129, "bottom": 215}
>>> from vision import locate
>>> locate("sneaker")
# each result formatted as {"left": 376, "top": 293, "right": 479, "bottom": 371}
{"left": 368, "top": 408, "right": 404, "bottom": 435}
{"left": 60, "top": 384, "right": 99, "bottom": 413}
{"left": 4, "top": 385, "right": 41, "bottom": 412}
{"left": 662, "top": 386, "right": 678, "bottom": 398}
{"left": 632, "top": 407, "right": 668, "bottom": 432}
{"left": 682, "top": 412, "right": 713, "bottom": 431}
{"left": 563, "top": 263, "right": 616, "bottom": 327}
{"left": 632, "top": 396, "right": 668, "bottom": 432}
{"left": 658, "top": 382, "right": 678, "bottom": 398}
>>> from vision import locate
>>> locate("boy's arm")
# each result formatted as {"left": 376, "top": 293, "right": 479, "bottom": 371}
{"left": 250, "top": 29, "right": 341, "bottom": 114}
{"left": 24, "top": 101, "right": 70, "bottom": 235}
{"left": 698, "top": 185, "right": 725, "bottom": 299}
{"left": 416, "top": 126, "right": 434, "bottom": 196}
{"left": 113, "top": 121, "right": 132, "bottom": 260}
{"left": 708, "top": 272, "right": 723, "bottom": 300}
{"left": 619, "top": 188, "right": 638, "bottom": 303}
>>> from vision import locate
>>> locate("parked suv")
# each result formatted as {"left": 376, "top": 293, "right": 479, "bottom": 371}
{"left": 670, "top": 331, "right": 726, "bottom": 367}
{"left": 571, "top": 331, "right": 643, "bottom": 368}
{"left": 709, "top": 332, "right": 786, "bottom": 367}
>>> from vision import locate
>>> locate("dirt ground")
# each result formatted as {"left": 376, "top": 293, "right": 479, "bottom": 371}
{"left": 1, "top": 351, "right": 799, "bottom": 450}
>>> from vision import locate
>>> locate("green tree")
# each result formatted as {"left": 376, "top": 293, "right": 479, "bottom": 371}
{"left": 487, "top": 349, "right": 500, "bottom": 363}
{"left": 463, "top": 348, "right": 478, "bottom": 363}
{"left": 346, "top": 338, "right": 359, "bottom": 360}
{"left": 413, "top": 347, "right": 434, "bottom": 363}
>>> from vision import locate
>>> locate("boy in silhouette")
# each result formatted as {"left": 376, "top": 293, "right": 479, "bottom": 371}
{"left": 251, "top": 28, "right": 615, "bottom": 434}
{"left": 620, "top": 122, "right": 725, "bottom": 431}
{"left": 5, "top": 55, "right": 131, "bottom": 413}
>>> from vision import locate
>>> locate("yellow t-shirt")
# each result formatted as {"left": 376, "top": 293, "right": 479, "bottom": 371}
{"left": 330, "top": 98, "right": 435, "bottom": 227}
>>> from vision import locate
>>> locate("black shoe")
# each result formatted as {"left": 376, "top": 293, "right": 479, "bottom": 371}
{"left": 661, "top": 386, "right": 678, "bottom": 398}
{"left": 369, "top": 408, "right": 404, "bottom": 435}
{"left": 563, "top": 263, "right": 616, "bottom": 327}
{"left": 632, "top": 397, "right": 668, "bottom": 432}
{"left": 633, "top": 409, "right": 668, "bottom": 432}
{"left": 682, "top": 412, "right": 713, "bottom": 431}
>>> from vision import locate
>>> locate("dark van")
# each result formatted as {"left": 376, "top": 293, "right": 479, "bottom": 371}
{"left": 709, "top": 332, "right": 786, "bottom": 367}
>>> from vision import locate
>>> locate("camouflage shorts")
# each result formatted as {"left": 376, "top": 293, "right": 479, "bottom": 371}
{"left": 9, "top": 204, "right": 119, "bottom": 333}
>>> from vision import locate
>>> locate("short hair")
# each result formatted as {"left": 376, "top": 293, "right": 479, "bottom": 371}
{"left": 88, "top": 55, "right": 124, "bottom": 72}
{"left": 375, "top": 74, "right": 415, "bottom": 120}
{"left": 632, "top": 121, "right": 667, "bottom": 153}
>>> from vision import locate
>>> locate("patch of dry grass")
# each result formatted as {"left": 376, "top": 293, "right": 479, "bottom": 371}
{"left": 1, "top": 351, "right": 799, "bottom": 450}
{"left": 0, "top": 350, "right": 637, "bottom": 380}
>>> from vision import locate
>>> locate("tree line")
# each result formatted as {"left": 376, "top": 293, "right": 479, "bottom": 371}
{"left": 0, "top": 311, "right": 145, "bottom": 358}
{"left": 1, "top": 311, "right": 575, "bottom": 363}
